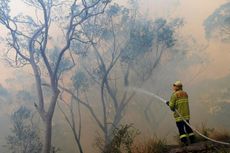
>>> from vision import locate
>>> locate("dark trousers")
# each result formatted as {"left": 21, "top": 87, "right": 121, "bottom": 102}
{"left": 176, "top": 120, "right": 195, "bottom": 144}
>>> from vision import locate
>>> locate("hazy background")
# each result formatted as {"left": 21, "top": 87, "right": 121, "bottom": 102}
{"left": 0, "top": 0, "right": 230, "bottom": 152}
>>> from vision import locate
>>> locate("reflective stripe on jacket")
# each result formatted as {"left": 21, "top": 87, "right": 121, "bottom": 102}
{"left": 169, "top": 90, "right": 190, "bottom": 122}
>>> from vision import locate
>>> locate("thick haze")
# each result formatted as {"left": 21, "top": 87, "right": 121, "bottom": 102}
{"left": 140, "top": 0, "right": 230, "bottom": 81}
{"left": 0, "top": 0, "right": 230, "bottom": 152}
{"left": 1, "top": 0, "right": 229, "bottom": 83}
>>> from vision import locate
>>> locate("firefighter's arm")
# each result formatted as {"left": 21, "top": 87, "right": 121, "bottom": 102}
{"left": 169, "top": 94, "right": 176, "bottom": 111}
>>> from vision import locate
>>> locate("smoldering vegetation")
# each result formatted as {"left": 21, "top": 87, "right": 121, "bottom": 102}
{"left": 0, "top": 0, "right": 230, "bottom": 153}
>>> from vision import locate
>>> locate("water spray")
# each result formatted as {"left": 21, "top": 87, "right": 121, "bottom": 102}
{"left": 129, "top": 87, "right": 230, "bottom": 146}
{"left": 129, "top": 88, "right": 167, "bottom": 103}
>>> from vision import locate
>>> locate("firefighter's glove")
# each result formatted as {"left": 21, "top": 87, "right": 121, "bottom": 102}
{"left": 166, "top": 101, "right": 169, "bottom": 106}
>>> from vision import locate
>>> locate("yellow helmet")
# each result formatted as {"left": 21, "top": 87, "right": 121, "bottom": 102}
{"left": 173, "top": 80, "right": 182, "bottom": 87}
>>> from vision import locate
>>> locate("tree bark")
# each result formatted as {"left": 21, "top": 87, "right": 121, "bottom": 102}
{"left": 42, "top": 118, "right": 52, "bottom": 153}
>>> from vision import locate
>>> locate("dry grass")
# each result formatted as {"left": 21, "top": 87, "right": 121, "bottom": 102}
{"left": 95, "top": 123, "right": 230, "bottom": 153}
{"left": 195, "top": 123, "right": 215, "bottom": 142}
{"left": 195, "top": 124, "right": 230, "bottom": 143}
{"left": 131, "top": 137, "right": 169, "bottom": 153}
{"left": 209, "top": 130, "right": 230, "bottom": 142}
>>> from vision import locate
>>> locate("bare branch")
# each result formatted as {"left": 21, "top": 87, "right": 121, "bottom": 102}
{"left": 60, "top": 86, "right": 105, "bottom": 132}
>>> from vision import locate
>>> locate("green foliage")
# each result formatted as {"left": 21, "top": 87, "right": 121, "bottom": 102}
{"left": 6, "top": 106, "right": 42, "bottom": 153}
{"left": 0, "top": 0, "right": 10, "bottom": 22}
{"left": 204, "top": 2, "right": 230, "bottom": 41}
{"left": 16, "top": 90, "right": 34, "bottom": 102}
{"left": 72, "top": 69, "right": 90, "bottom": 91}
{"left": 106, "top": 3, "right": 121, "bottom": 16}
{"left": 120, "top": 17, "right": 182, "bottom": 64}
{"left": 48, "top": 47, "right": 73, "bottom": 75}
{"left": 120, "top": 19, "right": 154, "bottom": 63}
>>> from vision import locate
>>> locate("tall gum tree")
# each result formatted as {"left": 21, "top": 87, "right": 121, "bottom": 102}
{"left": 60, "top": 2, "right": 183, "bottom": 151}
{"left": 0, "top": 0, "right": 111, "bottom": 153}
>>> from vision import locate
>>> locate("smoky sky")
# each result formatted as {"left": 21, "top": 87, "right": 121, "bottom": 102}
{"left": 1, "top": 0, "right": 229, "bottom": 85}
{"left": 0, "top": 0, "right": 230, "bottom": 152}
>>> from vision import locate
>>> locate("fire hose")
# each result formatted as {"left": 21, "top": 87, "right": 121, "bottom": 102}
{"left": 131, "top": 88, "right": 230, "bottom": 145}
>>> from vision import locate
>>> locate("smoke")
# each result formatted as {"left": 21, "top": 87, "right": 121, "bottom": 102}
{"left": 0, "top": 0, "right": 229, "bottom": 152}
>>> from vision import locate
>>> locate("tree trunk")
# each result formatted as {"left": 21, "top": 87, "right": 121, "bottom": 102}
{"left": 42, "top": 118, "right": 52, "bottom": 153}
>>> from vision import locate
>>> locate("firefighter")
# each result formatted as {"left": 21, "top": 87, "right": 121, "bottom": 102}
{"left": 166, "top": 81, "right": 196, "bottom": 145}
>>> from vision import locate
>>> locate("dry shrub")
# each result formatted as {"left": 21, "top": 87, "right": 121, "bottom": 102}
{"left": 195, "top": 123, "right": 215, "bottom": 142}
{"left": 195, "top": 123, "right": 230, "bottom": 143}
{"left": 209, "top": 130, "right": 230, "bottom": 142}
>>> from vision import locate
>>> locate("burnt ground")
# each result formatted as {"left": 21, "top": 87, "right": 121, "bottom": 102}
{"left": 168, "top": 141, "right": 230, "bottom": 153}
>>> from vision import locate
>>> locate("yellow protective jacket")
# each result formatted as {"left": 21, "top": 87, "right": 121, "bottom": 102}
{"left": 169, "top": 90, "right": 190, "bottom": 122}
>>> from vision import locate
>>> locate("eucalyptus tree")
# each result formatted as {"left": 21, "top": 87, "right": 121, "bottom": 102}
{"left": 6, "top": 106, "right": 42, "bottom": 153}
{"left": 61, "top": 2, "right": 183, "bottom": 150}
{"left": 204, "top": 2, "right": 230, "bottom": 41}
{"left": 0, "top": 0, "right": 111, "bottom": 153}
